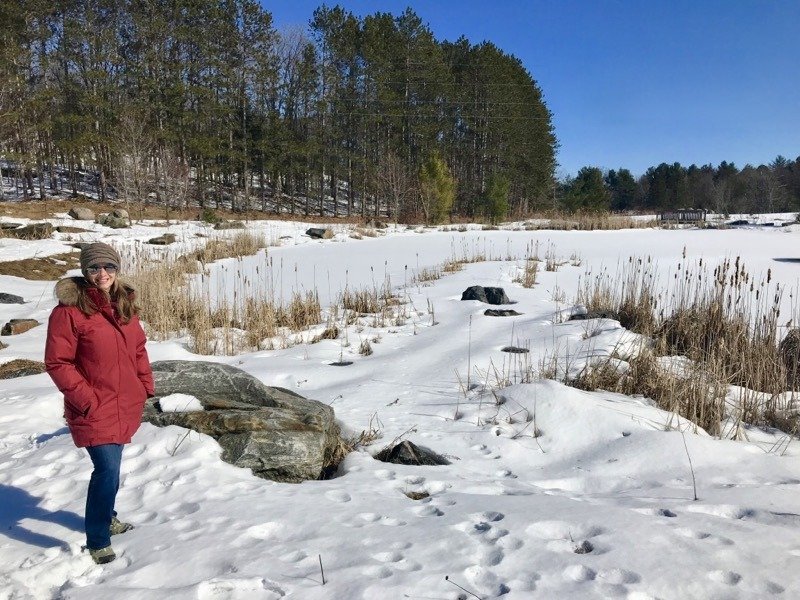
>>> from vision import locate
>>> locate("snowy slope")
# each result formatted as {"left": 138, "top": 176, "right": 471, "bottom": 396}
{"left": 1, "top": 217, "right": 799, "bottom": 599}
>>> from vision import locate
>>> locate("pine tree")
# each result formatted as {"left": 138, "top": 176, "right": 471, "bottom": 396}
{"left": 419, "top": 151, "right": 455, "bottom": 224}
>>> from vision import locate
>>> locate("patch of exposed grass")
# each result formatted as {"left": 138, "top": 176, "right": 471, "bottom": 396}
{"left": 194, "top": 231, "right": 271, "bottom": 264}
{"left": 0, "top": 251, "right": 80, "bottom": 280}
{"left": 0, "top": 359, "right": 47, "bottom": 379}
{"left": 571, "top": 254, "right": 798, "bottom": 434}
{"left": 514, "top": 259, "right": 539, "bottom": 288}
{"left": 522, "top": 211, "right": 658, "bottom": 231}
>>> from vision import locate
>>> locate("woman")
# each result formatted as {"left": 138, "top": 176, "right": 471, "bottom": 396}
{"left": 45, "top": 242, "right": 154, "bottom": 565}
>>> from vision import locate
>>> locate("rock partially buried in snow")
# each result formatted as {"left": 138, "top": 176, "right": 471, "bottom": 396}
{"left": 143, "top": 361, "right": 343, "bottom": 482}
{"left": 306, "top": 227, "right": 334, "bottom": 239}
{"left": 501, "top": 345, "right": 529, "bottom": 353}
{"left": 375, "top": 440, "right": 449, "bottom": 466}
{"left": 568, "top": 309, "right": 622, "bottom": 322}
{"left": 485, "top": 309, "right": 522, "bottom": 317}
{"left": 68, "top": 206, "right": 95, "bottom": 220}
{"left": 96, "top": 209, "right": 130, "bottom": 229}
{"left": 0, "top": 293, "right": 25, "bottom": 304}
{"left": 461, "top": 285, "right": 512, "bottom": 305}
{"left": 214, "top": 220, "right": 246, "bottom": 230}
{"left": 1, "top": 319, "right": 40, "bottom": 336}
{"left": 148, "top": 233, "right": 177, "bottom": 245}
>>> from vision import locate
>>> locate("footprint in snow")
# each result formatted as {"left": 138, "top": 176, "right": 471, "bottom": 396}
{"left": 123, "top": 444, "right": 146, "bottom": 458}
{"left": 196, "top": 577, "right": 285, "bottom": 600}
{"left": 471, "top": 444, "right": 493, "bottom": 457}
{"left": 509, "top": 571, "right": 540, "bottom": 592}
{"left": 633, "top": 507, "right": 677, "bottom": 518}
{"left": 498, "top": 536, "right": 524, "bottom": 550}
{"left": 162, "top": 501, "right": 201, "bottom": 516}
{"left": 470, "top": 511, "right": 504, "bottom": 522}
{"left": 479, "top": 547, "right": 504, "bottom": 567}
{"left": 495, "top": 468, "right": 517, "bottom": 478}
{"left": 686, "top": 504, "right": 755, "bottom": 520}
{"left": 356, "top": 512, "right": 406, "bottom": 526}
{"left": 525, "top": 520, "right": 605, "bottom": 540}
{"left": 177, "top": 528, "right": 203, "bottom": 542}
{"left": 708, "top": 570, "right": 742, "bottom": 585}
{"left": 464, "top": 565, "right": 510, "bottom": 596}
{"left": 363, "top": 565, "right": 393, "bottom": 579}
{"left": 753, "top": 580, "right": 785, "bottom": 595}
{"left": 598, "top": 568, "right": 640, "bottom": 585}
{"left": 324, "top": 490, "right": 351, "bottom": 503}
{"left": 279, "top": 550, "right": 306, "bottom": 563}
{"left": 372, "top": 550, "right": 403, "bottom": 563}
{"left": 374, "top": 469, "right": 395, "bottom": 481}
{"left": 674, "top": 527, "right": 711, "bottom": 540}
{"left": 359, "top": 512, "right": 382, "bottom": 523}
{"left": 413, "top": 505, "right": 443, "bottom": 517}
{"left": 244, "top": 522, "right": 285, "bottom": 540}
{"left": 563, "top": 564, "right": 596, "bottom": 582}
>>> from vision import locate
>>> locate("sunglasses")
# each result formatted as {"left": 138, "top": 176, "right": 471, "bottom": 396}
{"left": 86, "top": 264, "right": 118, "bottom": 275}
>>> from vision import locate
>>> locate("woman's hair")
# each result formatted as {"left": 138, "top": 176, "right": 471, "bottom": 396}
{"left": 76, "top": 279, "right": 139, "bottom": 323}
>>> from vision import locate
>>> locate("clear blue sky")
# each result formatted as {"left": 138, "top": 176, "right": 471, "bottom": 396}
{"left": 262, "top": 1, "right": 799, "bottom": 177}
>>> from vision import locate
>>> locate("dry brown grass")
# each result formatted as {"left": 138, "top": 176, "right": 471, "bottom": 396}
{"left": 341, "top": 287, "right": 384, "bottom": 314}
{"left": 194, "top": 231, "right": 270, "bottom": 264}
{"left": 522, "top": 211, "right": 658, "bottom": 231}
{"left": 442, "top": 259, "right": 464, "bottom": 273}
{"left": 359, "top": 339, "right": 373, "bottom": 356}
{"left": 0, "top": 359, "right": 47, "bottom": 379}
{"left": 412, "top": 266, "right": 442, "bottom": 285}
{"left": 571, "top": 254, "right": 798, "bottom": 433}
{"left": 515, "top": 259, "right": 539, "bottom": 288}
{"left": 0, "top": 251, "right": 81, "bottom": 280}
{"left": 353, "top": 227, "right": 378, "bottom": 238}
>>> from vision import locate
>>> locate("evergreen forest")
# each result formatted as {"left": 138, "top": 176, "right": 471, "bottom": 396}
{"left": 1, "top": 1, "right": 797, "bottom": 220}
{"left": 0, "top": 1, "right": 556, "bottom": 221}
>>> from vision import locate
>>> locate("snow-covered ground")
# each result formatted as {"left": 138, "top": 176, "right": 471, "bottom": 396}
{"left": 1, "top": 214, "right": 800, "bottom": 599}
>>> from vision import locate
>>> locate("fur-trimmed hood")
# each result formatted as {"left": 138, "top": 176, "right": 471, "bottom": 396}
{"left": 55, "top": 276, "right": 135, "bottom": 306}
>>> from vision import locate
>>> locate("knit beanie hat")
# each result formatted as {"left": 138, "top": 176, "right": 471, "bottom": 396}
{"left": 80, "top": 242, "right": 121, "bottom": 275}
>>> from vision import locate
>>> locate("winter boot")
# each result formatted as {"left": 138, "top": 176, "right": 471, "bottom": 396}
{"left": 110, "top": 516, "right": 134, "bottom": 536}
{"left": 89, "top": 546, "right": 116, "bottom": 564}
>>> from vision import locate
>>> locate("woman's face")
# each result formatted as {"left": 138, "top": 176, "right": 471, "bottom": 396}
{"left": 86, "top": 264, "right": 117, "bottom": 292}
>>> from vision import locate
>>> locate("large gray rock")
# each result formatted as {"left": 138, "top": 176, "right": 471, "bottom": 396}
{"left": 68, "top": 206, "right": 95, "bottom": 220}
{"left": 1, "top": 319, "right": 40, "bottom": 335}
{"left": 461, "top": 285, "right": 512, "bottom": 305}
{"left": 143, "top": 361, "right": 342, "bottom": 482}
{"left": 375, "top": 440, "right": 449, "bottom": 466}
{"left": 96, "top": 209, "right": 130, "bottom": 229}
{"left": 306, "top": 227, "right": 333, "bottom": 239}
{"left": 485, "top": 309, "right": 522, "bottom": 317}
{"left": 214, "top": 220, "right": 246, "bottom": 230}
{"left": 148, "top": 233, "right": 177, "bottom": 245}
{"left": 0, "top": 293, "right": 25, "bottom": 304}
{"left": 568, "top": 309, "right": 622, "bottom": 322}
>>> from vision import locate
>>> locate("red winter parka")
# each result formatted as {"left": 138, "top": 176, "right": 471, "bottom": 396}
{"left": 45, "top": 277, "right": 155, "bottom": 448}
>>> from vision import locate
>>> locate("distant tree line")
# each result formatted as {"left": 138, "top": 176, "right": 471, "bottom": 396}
{"left": 0, "top": 1, "right": 557, "bottom": 222}
{"left": 562, "top": 158, "right": 800, "bottom": 215}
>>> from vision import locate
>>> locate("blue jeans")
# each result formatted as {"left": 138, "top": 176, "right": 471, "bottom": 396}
{"left": 85, "top": 444, "right": 123, "bottom": 550}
